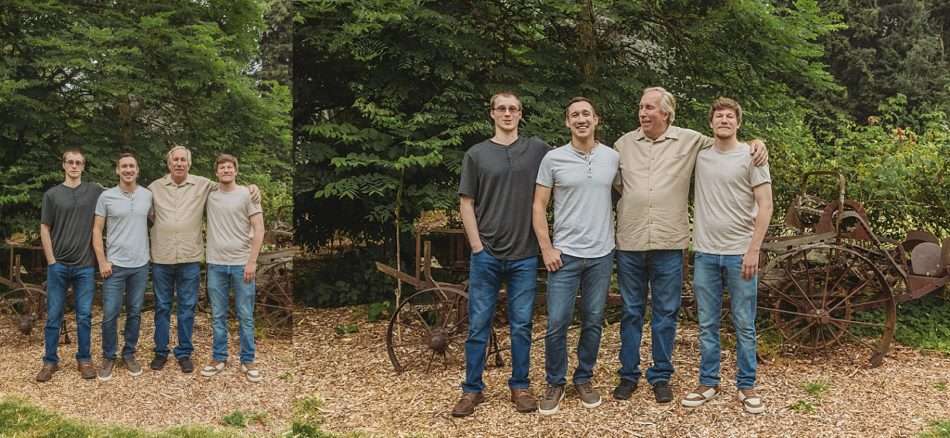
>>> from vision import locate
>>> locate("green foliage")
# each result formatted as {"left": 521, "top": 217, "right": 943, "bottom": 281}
{"left": 221, "top": 411, "right": 247, "bottom": 428}
{"left": 803, "top": 380, "right": 830, "bottom": 398}
{"left": 853, "top": 296, "right": 950, "bottom": 354}
{"left": 334, "top": 323, "right": 359, "bottom": 335}
{"left": 0, "top": 396, "right": 237, "bottom": 437}
{"left": 366, "top": 301, "right": 391, "bottom": 322}
{"left": 818, "top": 0, "right": 950, "bottom": 127}
{"left": 0, "top": 0, "right": 291, "bottom": 237}
{"left": 919, "top": 421, "right": 950, "bottom": 438}
{"left": 294, "top": 249, "right": 396, "bottom": 308}
{"left": 294, "top": 0, "right": 843, "bottom": 249}
{"left": 788, "top": 399, "right": 817, "bottom": 414}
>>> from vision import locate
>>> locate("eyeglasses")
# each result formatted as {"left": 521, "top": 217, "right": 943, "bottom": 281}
{"left": 493, "top": 106, "right": 521, "bottom": 114}
{"left": 64, "top": 160, "right": 85, "bottom": 166}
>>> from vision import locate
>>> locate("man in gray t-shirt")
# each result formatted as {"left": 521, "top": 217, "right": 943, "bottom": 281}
{"left": 533, "top": 97, "right": 618, "bottom": 414}
{"left": 200, "top": 153, "right": 265, "bottom": 383}
{"left": 682, "top": 97, "right": 773, "bottom": 415}
{"left": 37, "top": 148, "right": 103, "bottom": 382}
{"left": 92, "top": 152, "right": 152, "bottom": 380}
{"left": 452, "top": 92, "right": 549, "bottom": 418}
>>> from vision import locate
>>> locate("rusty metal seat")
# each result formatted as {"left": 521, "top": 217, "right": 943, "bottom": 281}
{"left": 911, "top": 242, "right": 944, "bottom": 277}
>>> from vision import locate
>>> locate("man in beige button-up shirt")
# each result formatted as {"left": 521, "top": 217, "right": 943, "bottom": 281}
{"left": 612, "top": 87, "right": 767, "bottom": 404}
{"left": 147, "top": 145, "right": 259, "bottom": 374}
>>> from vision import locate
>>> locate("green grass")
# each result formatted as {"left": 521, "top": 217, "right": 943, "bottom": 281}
{"left": 788, "top": 399, "right": 816, "bottom": 414}
{"left": 221, "top": 410, "right": 267, "bottom": 429}
{"left": 0, "top": 397, "right": 237, "bottom": 437}
{"left": 803, "top": 380, "right": 829, "bottom": 398}
{"left": 919, "top": 421, "right": 950, "bottom": 438}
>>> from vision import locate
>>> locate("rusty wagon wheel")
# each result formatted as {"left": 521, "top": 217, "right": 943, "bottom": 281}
{"left": 387, "top": 285, "right": 482, "bottom": 373}
{"left": 255, "top": 260, "right": 294, "bottom": 334}
{"left": 0, "top": 285, "right": 46, "bottom": 336}
{"left": 758, "top": 243, "right": 897, "bottom": 367}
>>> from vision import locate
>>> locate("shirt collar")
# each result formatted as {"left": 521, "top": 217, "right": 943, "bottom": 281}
{"left": 162, "top": 174, "right": 196, "bottom": 187}
{"left": 635, "top": 125, "right": 680, "bottom": 142}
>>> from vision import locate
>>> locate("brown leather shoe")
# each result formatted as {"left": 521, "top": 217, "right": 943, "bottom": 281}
{"left": 510, "top": 388, "right": 538, "bottom": 413}
{"left": 451, "top": 392, "right": 485, "bottom": 417}
{"left": 77, "top": 361, "right": 96, "bottom": 379}
{"left": 35, "top": 363, "right": 59, "bottom": 382}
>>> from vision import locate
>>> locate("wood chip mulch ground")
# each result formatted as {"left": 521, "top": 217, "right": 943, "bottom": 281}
{"left": 296, "top": 306, "right": 950, "bottom": 438}
{"left": 0, "top": 308, "right": 294, "bottom": 436}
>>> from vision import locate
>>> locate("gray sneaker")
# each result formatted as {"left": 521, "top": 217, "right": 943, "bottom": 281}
{"left": 124, "top": 356, "right": 143, "bottom": 377}
{"left": 575, "top": 382, "right": 603, "bottom": 409}
{"left": 538, "top": 384, "right": 565, "bottom": 415}
{"left": 98, "top": 359, "right": 114, "bottom": 381}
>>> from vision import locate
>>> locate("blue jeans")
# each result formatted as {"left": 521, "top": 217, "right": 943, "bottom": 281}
{"left": 544, "top": 252, "right": 613, "bottom": 386}
{"left": 616, "top": 249, "right": 683, "bottom": 385}
{"left": 693, "top": 252, "right": 758, "bottom": 389}
{"left": 43, "top": 263, "right": 95, "bottom": 365}
{"left": 207, "top": 264, "right": 256, "bottom": 363}
{"left": 101, "top": 264, "right": 148, "bottom": 360}
{"left": 462, "top": 250, "right": 537, "bottom": 393}
{"left": 152, "top": 262, "right": 199, "bottom": 359}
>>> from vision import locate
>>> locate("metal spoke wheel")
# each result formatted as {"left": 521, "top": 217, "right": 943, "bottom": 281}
{"left": 0, "top": 285, "right": 45, "bottom": 335}
{"left": 386, "top": 285, "right": 479, "bottom": 373}
{"left": 758, "top": 244, "right": 896, "bottom": 367}
{"left": 255, "top": 260, "right": 294, "bottom": 334}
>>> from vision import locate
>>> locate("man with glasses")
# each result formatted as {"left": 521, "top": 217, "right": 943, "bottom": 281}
{"left": 36, "top": 148, "right": 103, "bottom": 382}
{"left": 452, "top": 91, "right": 549, "bottom": 417}
{"left": 92, "top": 152, "right": 152, "bottom": 381}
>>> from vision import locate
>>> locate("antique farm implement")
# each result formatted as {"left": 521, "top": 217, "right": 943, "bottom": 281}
{"left": 0, "top": 238, "right": 49, "bottom": 336}
{"left": 375, "top": 220, "right": 505, "bottom": 373}
{"left": 757, "top": 171, "right": 948, "bottom": 367}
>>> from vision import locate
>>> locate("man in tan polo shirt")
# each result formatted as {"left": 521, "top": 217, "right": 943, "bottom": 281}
{"left": 611, "top": 87, "right": 767, "bottom": 404}
{"left": 147, "top": 145, "right": 259, "bottom": 373}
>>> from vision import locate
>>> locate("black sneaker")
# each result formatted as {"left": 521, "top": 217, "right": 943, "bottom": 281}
{"left": 97, "top": 359, "right": 114, "bottom": 381}
{"left": 150, "top": 355, "right": 167, "bottom": 371}
{"left": 652, "top": 381, "right": 673, "bottom": 403}
{"left": 177, "top": 356, "right": 194, "bottom": 374}
{"left": 613, "top": 379, "right": 638, "bottom": 400}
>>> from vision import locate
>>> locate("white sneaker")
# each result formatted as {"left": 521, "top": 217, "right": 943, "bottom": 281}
{"left": 241, "top": 362, "right": 262, "bottom": 383}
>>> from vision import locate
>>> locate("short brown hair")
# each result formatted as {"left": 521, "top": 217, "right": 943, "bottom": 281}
{"left": 116, "top": 152, "right": 137, "bottom": 167}
{"left": 564, "top": 96, "right": 598, "bottom": 119}
{"left": 708, "top": 97, "right": 743, "bottom": 125}
{"left": 489, "top": 91, "right": 521, "bottom": 110}
{"left": 215, "top": 153, "right": 238, "bottom": 171}
{"left": 62, "top": 148, "right": 84, "bottom": 162}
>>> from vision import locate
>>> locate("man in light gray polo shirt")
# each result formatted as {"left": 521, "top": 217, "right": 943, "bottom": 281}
{"left": 533, "top": 97, "right": 619, "bottom": 415}
{"left": 681, "top": 97, "right": 772, "bottom": 414}
{"left": 92, "top": 152, "right": 152, "bottom": 381}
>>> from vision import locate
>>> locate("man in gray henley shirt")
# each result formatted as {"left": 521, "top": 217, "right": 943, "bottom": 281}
{"left": 533, "top": 97, "right": 619, "bottom": 415}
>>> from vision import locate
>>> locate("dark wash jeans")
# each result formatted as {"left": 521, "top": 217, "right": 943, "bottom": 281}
{"left": 616, "top": 249, "right": 683, "bottom": 385}
{"left": 152, "top": 262, "right": 199, "bottom": 359}
{"left": 462, "top": 250, "right": 537, "bottom": 393}
{"left": 43, "top": 263, "right": 95, "bottom": 365}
